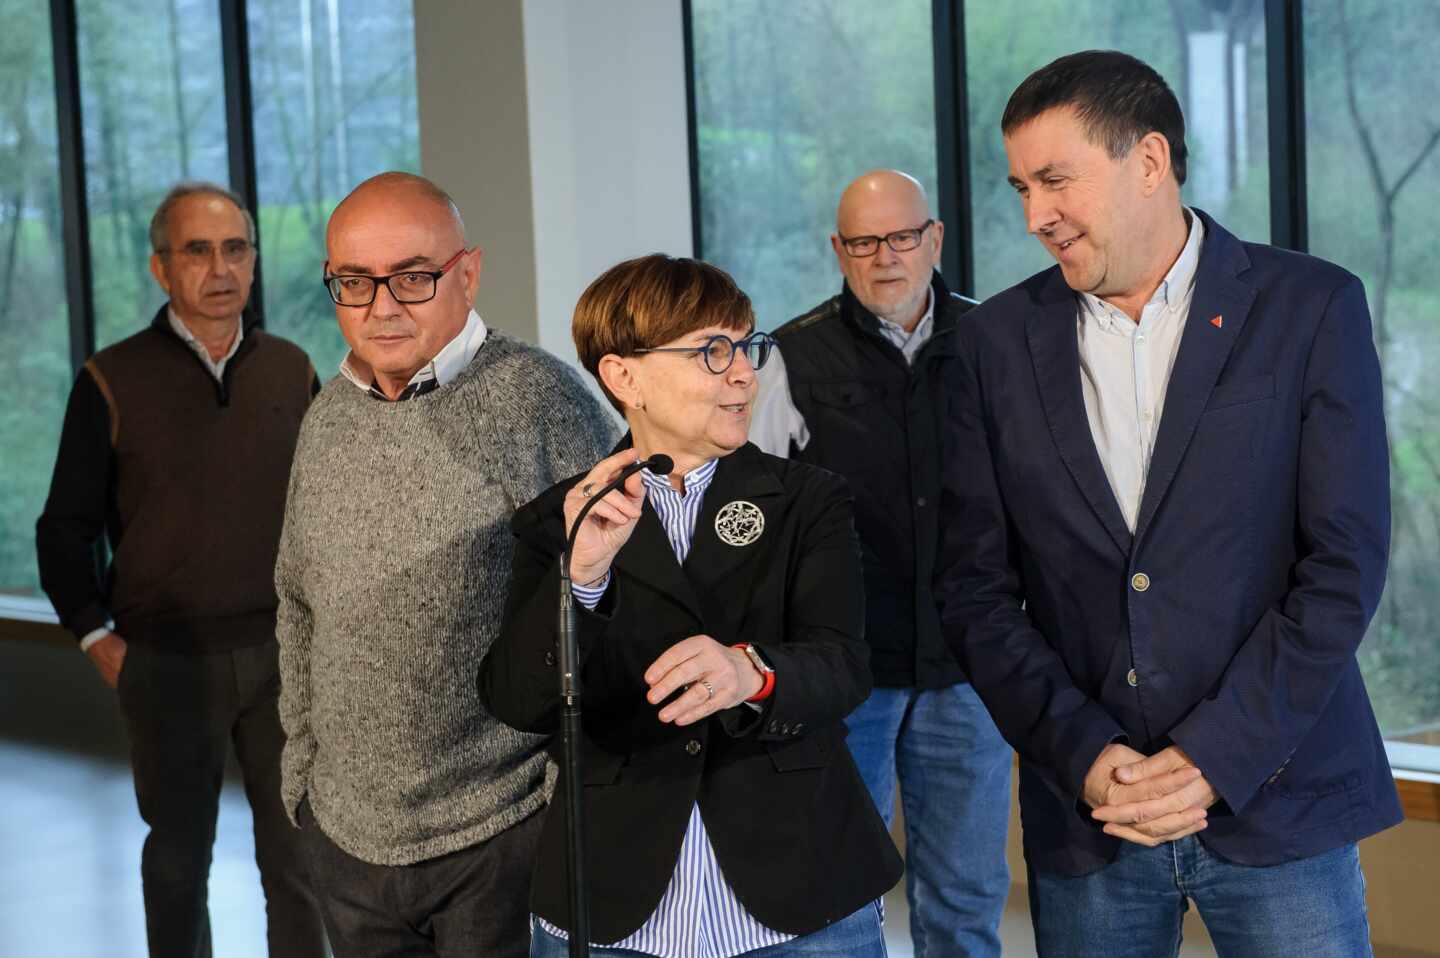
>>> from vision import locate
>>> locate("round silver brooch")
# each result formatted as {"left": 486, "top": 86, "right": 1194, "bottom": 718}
{"left": 715, "top": 500, "right": 765, "bottom": 547}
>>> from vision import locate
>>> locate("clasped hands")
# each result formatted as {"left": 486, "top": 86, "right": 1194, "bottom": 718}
{"left": 1083, "top": 742, "right": 1218, "bottom": 847}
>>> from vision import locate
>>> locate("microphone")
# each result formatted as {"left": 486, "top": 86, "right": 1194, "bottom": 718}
{"left": 640, "top": 453, "right": 674, "bottom": 477}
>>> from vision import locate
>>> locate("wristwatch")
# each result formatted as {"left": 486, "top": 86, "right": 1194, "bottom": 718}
{"left": 733, "top": 643, "right": 776, "bottom": 702}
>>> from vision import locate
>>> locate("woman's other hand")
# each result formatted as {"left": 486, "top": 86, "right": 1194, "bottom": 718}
{"left": 644, "top": 635, "right": 765, "bottom": 725}
{"left": 564, "top": 449, "right": 648, "bottom": 585}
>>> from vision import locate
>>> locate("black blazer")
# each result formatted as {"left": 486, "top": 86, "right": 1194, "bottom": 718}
{"left": 479, "top": 442, "right": 902, "bottom": 944}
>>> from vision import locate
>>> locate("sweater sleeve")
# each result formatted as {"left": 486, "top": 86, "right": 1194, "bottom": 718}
{"left": 521, "top": 355, "right": 621, "bottom": 500}
{"left": 35, "top": 368, "right": 116, "bottom": 641}
{"left": 274, "top": 435, "right": 316, "bottom": 825}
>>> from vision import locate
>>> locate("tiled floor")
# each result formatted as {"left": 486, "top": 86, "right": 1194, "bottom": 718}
{"left": 1, "top": 639, "right": 1221, "bottom": 956}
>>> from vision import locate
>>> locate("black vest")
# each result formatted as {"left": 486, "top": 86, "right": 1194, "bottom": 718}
{"left": 773, "top": 273, "right": 975, "bottom": 687}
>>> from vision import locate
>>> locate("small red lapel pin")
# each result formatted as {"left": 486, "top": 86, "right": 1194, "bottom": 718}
{"left": 1210, "top": 315, "right": 1224, "bottom": 329}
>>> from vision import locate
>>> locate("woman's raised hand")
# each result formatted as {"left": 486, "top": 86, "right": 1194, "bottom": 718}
{"left": 563, "top": 449, "right": 649, "bottom": 586}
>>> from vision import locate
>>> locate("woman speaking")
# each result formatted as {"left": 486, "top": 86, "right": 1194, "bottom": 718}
{"left": 479, "top": 254, "right": 901, "bottom": 957}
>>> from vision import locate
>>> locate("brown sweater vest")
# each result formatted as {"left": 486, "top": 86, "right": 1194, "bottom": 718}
{"left": 84, "top": 314, "right": 315, "bottom": 650}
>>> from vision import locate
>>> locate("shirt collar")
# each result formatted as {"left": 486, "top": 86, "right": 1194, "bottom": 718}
{"left": 639, "top": 457, "right": 719, "bottom": 496}
{"left": 339, "top": 309, "right": 489, "bottom": 398}
{"left": 167, "top": 307, "right": 243, "bottom": 365}
{"left": 1079, "top": 208, "right": 1205, "bottom": 331}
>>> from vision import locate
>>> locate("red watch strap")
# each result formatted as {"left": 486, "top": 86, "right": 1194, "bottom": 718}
{"left": 733, "top": 643, "right": 776, "bottom": 702}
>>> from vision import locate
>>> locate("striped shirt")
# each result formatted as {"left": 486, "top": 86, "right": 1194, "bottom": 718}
{"left": 545, "top": 457, "right": 795, "bottom": 956}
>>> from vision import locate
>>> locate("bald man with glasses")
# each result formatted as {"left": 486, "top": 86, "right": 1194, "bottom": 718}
{"left": 752, "top": 169, "right": 1012, "bottom": 957}
{"left": 274, "top": 172, "right": 616, "bottom": 957}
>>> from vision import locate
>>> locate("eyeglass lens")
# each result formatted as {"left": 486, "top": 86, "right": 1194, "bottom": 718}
{"left": 703, "top": 335, "right": 773, "bottom": 373}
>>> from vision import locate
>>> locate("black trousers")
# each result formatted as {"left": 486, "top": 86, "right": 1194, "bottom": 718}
{"left": 298, "top": 799, "right": 542, "bottom": 958}
{"left": 117, "top": 640, "right": 326, "bottom": 958}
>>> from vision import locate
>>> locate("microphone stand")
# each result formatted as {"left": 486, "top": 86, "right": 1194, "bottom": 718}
{"left": 558, "top": 453, "right": 671, "bottom": 958}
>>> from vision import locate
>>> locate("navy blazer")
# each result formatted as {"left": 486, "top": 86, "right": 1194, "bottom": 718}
{"left": 937, "top": 210, "right": 1402, "bottom": 876}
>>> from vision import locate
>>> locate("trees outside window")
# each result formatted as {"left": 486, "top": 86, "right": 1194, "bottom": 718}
{"left": 0, "top": 1, "right": 421, "bottom": 599}
{"left": 78, "top": 0, "right": 229, "bottom": 350}
{"left": 966, "top": 0, "right": 1269, "bottom": 297}
{"left": 0, "top": 4, "right": 72, "bottom": 596}
{"left": 690, "top": 0, "right": 938, "bottom": 330}
{"left": 249, "top": 0, "right": 420, "bottom": 377}
{"left": 1306, "top": 0, "right": 1440, "bottom": 753}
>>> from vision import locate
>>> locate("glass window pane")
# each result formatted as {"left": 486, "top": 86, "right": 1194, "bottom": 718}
{"left": 0, "top": 5, "right": 71, "bottom": 597}
{"left": 966, "top": 0, "right": 1270, "bottom": 297}
{"left": 1305, "top": 0, "right": 1440, "bottom": 768}
{"left": 690, "top": 0, "right": 938, "bottom": 330}
{"left": 78, "top": 0, "right": 230, "bottom": 349}
{"left": 248, "top": 0, "right": 422, "bottom": 378}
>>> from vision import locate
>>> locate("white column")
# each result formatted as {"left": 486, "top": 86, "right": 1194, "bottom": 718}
{"left": 414, "top": 0, "right": 693, "bottom": 364}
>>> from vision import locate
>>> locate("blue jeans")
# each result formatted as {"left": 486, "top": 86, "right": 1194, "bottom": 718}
{"left": 529, "top": 903, "right": 887, "bottom": 956}
{"left": 843, "top": 683, "right": 1012, "bottom": 958}
{"left": 1029, "top": 837, "right": 1372, "bottom": 957}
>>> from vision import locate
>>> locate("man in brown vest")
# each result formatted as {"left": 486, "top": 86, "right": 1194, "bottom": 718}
{"left": 36, "top": 182, "right": 327, "bottom": 958}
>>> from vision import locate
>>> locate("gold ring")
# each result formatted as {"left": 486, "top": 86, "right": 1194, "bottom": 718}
{"left": 701, "top": 680, "right": 714, "bottom": 700}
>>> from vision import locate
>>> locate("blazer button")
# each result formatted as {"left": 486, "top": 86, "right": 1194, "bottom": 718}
{"left": 1131, "top": 572, "right": 1151, "bottom": 592}
{"left": 685, "top": 740, "right": 702, "bottom": 756}
{"left": 793, "top": 722, "right": 804, "bottom": 733}
{"left": 768, "top": 721, "right": 780, "bottom": 734}
{"left": 1127, "top": 668, "right": 1139, "bottom": 687}
{"left": 544, "top": 650, "right": 557, "bottom": 666}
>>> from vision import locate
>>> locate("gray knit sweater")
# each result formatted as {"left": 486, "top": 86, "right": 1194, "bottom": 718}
{"left": 276, "top": 330, "right": 617, "bottom": 866}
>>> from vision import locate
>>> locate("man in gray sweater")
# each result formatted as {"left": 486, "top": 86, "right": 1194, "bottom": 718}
{"left": 275, "top": 172, "right": 617, "bottom": 957}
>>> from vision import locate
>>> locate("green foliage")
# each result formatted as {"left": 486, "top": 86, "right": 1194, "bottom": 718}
{"left": 0, "top": 3, "right": 69, "bottom": 596}
{"left": 691, "top": 0, "right": 938, "bottom": 329}
{"left": 1302, "top": 0, "right": 1440, "bottom": 737}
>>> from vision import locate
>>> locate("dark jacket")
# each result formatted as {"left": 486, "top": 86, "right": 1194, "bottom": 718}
{"left": 36, "top": 305, "right": 318, "bottom": 651}
{"left": 773, "top": 271, "right": 976, "bottom": 688}
{"left": 479, "top": 441, "right": 903, "bottom": 943}
{"left": 937, "top": 210, "right": 1403, "bottom": 876}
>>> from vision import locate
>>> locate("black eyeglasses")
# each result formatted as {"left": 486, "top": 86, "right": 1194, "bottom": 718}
{"left": 838, "top": 219, "right": 935, "bottom": 257}
{"left": 633, "top": 331, "right": 777, "bottom": 374}
{"left": 322, "top": 248, "right": 468, "bottom": 307}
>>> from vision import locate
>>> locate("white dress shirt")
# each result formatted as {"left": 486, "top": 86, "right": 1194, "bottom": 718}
{"left": 1077, "top": 209, "right": 1205, "bottom": 531}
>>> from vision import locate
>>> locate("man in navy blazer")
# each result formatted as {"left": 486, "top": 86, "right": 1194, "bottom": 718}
{"left": 937, "top": 51, "right": 1402, "bottom": 956}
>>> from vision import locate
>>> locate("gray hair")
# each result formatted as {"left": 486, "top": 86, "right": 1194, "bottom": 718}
{"left": 149, "top": 181, "right": 258, "bottom": 253}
